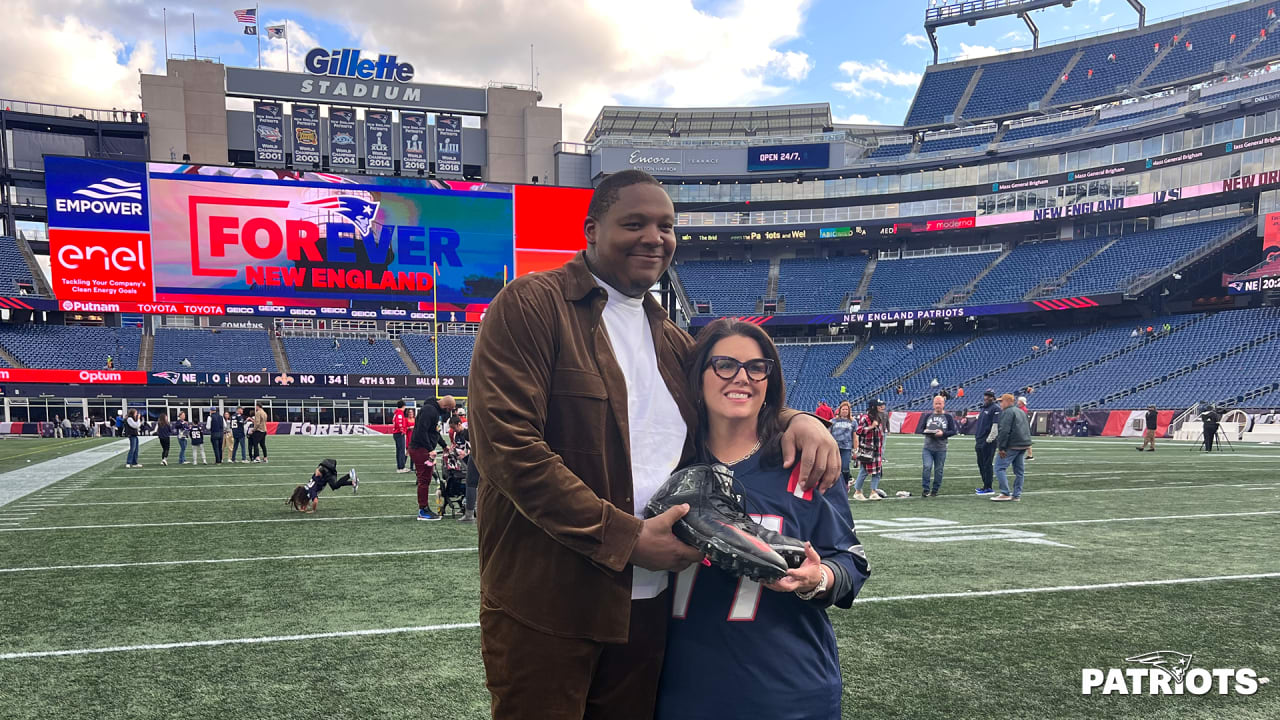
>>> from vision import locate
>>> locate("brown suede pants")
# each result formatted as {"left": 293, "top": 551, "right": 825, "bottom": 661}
{"left": 480, "top": 593, "right": 669, "bottom": 720}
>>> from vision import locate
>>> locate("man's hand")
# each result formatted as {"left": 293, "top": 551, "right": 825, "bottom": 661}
{"left": 783, "top": 414, "right": 840, "bottom": 493}
{"left": 765, "top": 543, "right": 827, "bottom": 595}
{"left": 630, "top": 504, "right": 704, "bottom": 572}
{"left": 999, "top": 450, "right": 1008, "bottom": 458}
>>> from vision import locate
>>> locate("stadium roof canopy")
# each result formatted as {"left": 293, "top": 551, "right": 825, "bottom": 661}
{"left": 584, "top": 103, "right": 833, "bottom": 143}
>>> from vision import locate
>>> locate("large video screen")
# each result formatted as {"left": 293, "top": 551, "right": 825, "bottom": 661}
{"left": 43, "top": 157, "right": 592, "bottom": 317}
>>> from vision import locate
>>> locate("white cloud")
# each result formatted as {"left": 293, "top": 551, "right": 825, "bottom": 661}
{"left": 831, "top": 112, "right": 884, "bottom": 125}
{"left": 901, "top": 33, "right": 928, "bottom": 49}
{"left": 1000, "top": 31, "right": 1027, "bottom": 43}
{"left": 261, "top": 20, "right": 321, "bottom": 73}
{"left": 832, "top": 60, "right": 921, "bottom": 101}
{"left": 770, "top": 50, "right": 813, "bottom": 81}
{"left": 954, "top": 43, "right": 1025, "bottom": 61}
{"left": 0, "top": 1, "right": 163, "bottom": 113}
{"left": 1088, "top": 0, "right": 1103, "bottom": 9}
{"left": 1101, "top": 13, "right": 1116, "bottom": 24}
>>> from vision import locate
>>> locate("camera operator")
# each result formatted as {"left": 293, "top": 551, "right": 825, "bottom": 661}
{"left": 1201, "top": 405, "right": 1222, "bottom": 452}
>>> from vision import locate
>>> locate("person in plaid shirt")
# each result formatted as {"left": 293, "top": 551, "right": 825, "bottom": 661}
{"left": 852, "top": 399, "right": 886, "bottom": 502}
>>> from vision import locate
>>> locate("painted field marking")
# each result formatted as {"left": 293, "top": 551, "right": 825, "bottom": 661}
{"left": 0, "top": 514, "right": 414, "bottom": 533}
{"left": 0, "top": 546, "right": 478, "bottom": 574}
{"left": 5, "top": 573, "right": 1279, "bottom": 660}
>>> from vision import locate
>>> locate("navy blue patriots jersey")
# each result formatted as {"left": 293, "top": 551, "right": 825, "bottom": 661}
{"left": 656, "top": 449, "right": 869, "bottom": 720}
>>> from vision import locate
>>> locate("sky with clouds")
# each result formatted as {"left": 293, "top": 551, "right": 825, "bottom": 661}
{"left": 0, "top": 0, "right": 1239, "bottom": 140}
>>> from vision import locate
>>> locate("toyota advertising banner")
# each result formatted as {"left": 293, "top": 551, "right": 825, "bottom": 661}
{"left": 401, "top": 112, "right": 428, "bottom": 173}
{"left": 364, "top": 109, "right": 394, "bottom": 174}
{"left": 253, "top": 101, "right": 285, "bottom": 167}
{"left": 435, "top": 115, "right": 463, "bottom": 176}
{"left": 291, "top": 104, "right": 322, "bottom": 167}
{"left": 328, "top": 107, "right": 359, "bottom": 170}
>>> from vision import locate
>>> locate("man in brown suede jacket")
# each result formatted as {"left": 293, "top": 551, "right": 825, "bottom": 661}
{"left": 469, "top": 169, "right": 840, "bottom": 720}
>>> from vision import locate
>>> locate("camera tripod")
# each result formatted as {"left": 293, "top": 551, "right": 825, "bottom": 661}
{"left": 1190, "top": 424, "right": 1235, "bottom": 453}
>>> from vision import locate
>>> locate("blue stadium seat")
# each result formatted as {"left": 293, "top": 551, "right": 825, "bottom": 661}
{"left": 918, "top": 131, "right": 995, "bottom": 154}
{"left": 0, "top": 237, "right": 37, "bottom": 296}
{"left": 282, "top": 336, "right": 409, "bottom": 374}
{"left": 1000, "top": 116, "right": 1092, "bottom": 144}
{"left": 777, "top": 256, "right": 869, "bottom": 313}
{"left": 965, "top": 237, "right": 1109, "bottom": 305}
{"left": 1049, "top": 27, "right": 1173, "bottom": 106}
{"left": 868, "top": 142, "right": 913, "bottom": 159}
{"left": 905, "top": 66, "right": 977, "bottom": 127}
{"left": 0, "top": 324, "right": 141, "bottom": 369}
{"left": 674, "top": 260, "right": 770, "bottom": 315}
{"left": 962, "top": 48, "right": 1076, "bottom": 119}
{"left": 865, "top": 252, "right": 999, "bottom": 310}
{"left": 1142, "top": 8, "right": 1268, "bottom": 89}
{"left": 400, "top": 333, "right": 476, "bottom": 375}
{"left": 153, "top": 327, "right": 278, "bottom": 372}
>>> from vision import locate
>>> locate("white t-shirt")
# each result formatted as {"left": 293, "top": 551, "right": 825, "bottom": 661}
{"left": 594, "top": 276, "right": 689, "bottom": 600}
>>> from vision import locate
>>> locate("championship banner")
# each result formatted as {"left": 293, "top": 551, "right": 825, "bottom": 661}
{"left": 328, "top": 107, "right": 358, "bottom": 170}
{"left": 291, "top": 104, "right": 322, "bottom": 167}
{"left": 253, "top": 102, "right": 285, "bottom": 166}
{"left": 364, "top": 109, "right": 394, "bottom": 174}
{"left": 435, "top": 115, "right": 463, "bottom": 175}
{"left": 401, "top": 113, "right": 427, "bottom": 173}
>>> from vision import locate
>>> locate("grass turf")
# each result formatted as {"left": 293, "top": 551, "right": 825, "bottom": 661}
{"left": 0, "top": 435, "right": 1277, "bottom": 719}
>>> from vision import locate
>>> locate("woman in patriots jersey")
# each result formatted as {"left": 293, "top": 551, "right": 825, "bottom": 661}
{"left": 656, "top": 319, "right": 870, "bottom": 720}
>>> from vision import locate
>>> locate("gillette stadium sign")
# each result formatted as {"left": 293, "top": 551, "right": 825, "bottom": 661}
{"left": 224, "top": 51, "right": 487, "bottom": 113}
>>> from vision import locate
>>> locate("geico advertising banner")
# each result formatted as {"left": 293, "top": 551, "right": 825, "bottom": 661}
{"left": 253, "top": 101, "right": 286, "bottom": 166}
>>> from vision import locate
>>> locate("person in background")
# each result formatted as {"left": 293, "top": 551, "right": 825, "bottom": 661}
{"left": 449, "top": 416, "right": 477, "bottom": 523}
{"left": 244, "top": 408, "right": 258, "bottom": 462}
{"left": 409, "top": 395, "right": 455, "bottom": 521}
{"left": 992, "top": 394, "right": 1032, "bottom": 502}
{"left": 393, "top": 400, "right": 410, "bottom": 473}
{"left": 815, "top": 400, "right": 835, "bottom": 422}
{"left": 957, "top": 387, "right": 965, "bottom": 399}
{"left": 175, "top": 410, "right": 190, "bottom": 465}
{"left": 829, "top": 401, "right": 855, "bottom": 487}
{"left": 53, "top": 415, "right": 63, "bottom": 438}
{"left": 124, "top": 409, "right": 142, "bottom": 468}
{"left": 252, "top": 402, "right": 269, "bottom": 463}
{"left": 1016, "top": 396, "right": 1034, "bottom": 461}
{"left": 930, "top": 378, "right": 940, "bottom": 390}
{"left": 973, "top": 390, "right": 1001, "bottom": 495}
{"left": 156, "top": 413, "right": 173, "bottom": 466}
{"left": 114, "top": 410, "right": 124, "bottom": 437}
{"left": 405, "top": 408, "right": 417, "bottom": 472}
{"left": 1131, "top": 328, "right": 1140, "bottom": 338}
{"left": 229, "top": 409, "right": 247, "bottom": 462}
{"left": 1138, "top": 404, "right": 1160, "bottom": 452}
{"left": 61, "top": 416, "right": 72, "bottom": 437}
{"left": 189, "top": 417, "right": 208, "bottom": 465}
{"left": 208, "top": 408, "right": 225, "bottom": 464}
{"left": 106, "top": 355, "right": 114, "bottom": 370}
{"left": 222, "top": 409, "right": 235, "bottom": 458}
{"left": 180, "top": 357, "right": 192, "bottom": 367}
{"left": 917, "top": 395, "right": 958, "bottom": 498}
{"left": 852, "top": 399, "right": 886, "bottom": 502}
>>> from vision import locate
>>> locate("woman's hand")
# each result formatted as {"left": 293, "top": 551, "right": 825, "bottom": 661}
{"left": 764, "top": 543, "right": 828, "bottom": 595}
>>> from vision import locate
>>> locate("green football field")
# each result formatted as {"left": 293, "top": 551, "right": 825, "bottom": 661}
{"left": 0, "top": 434, "right": 1277, "bottom": 719}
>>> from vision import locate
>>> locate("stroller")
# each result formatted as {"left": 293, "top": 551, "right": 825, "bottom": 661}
{"left": 434, "top": 444, "right": 468, "bottom": 518}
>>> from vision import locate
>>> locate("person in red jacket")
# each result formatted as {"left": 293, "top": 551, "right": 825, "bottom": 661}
{"left": 392, "top": 400, "right": 409, "bottom": 473}
{"left": 815, "top": 400, "right": 835, "bottom": 421}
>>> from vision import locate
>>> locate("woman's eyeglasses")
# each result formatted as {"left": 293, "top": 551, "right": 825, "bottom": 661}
{"left": 705, "top": 356, "right": 775, "bottom": 382}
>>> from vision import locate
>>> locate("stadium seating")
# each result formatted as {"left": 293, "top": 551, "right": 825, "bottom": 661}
{"left": 1048, "top": 27, "right": 1173, "bottom": 106}
{"left": 0, "top": 237, "right": 37, "bottom": 296}
{"left": 905, "top": 66, "right": 977, "bottom": 127}
{"left": 0, "top": 324, "right": 141, "bottom": 369}
{"left": 962, "top": 48, "right": 1077, "bottom": 119}
{"left": 282, "top": 336, "right": 409, "bottom": 374}
{"left": 999, "top": 115, "right": 1093, "bottom": 144}
{"left": 674, "top": 260, "right": 769, "bottom": 315}
{"left": 868, "top": 142, "right": 913, "bottom": 159}
{"left": 152, "top": 327, "right": 278, "bottom": 372}
{"left": 1046, "top": 218, "right": 1241, "bottom": 297}
{"left": 789, "top": 335, "right": 964, "bottom": 412}
{"left": 1141, "top": 8, "right": 1267, "bottom": 89}
{"left": 965, "top": 237, "right": 1109, "bottom": 305}
{"left": 777, "top": 256, "right": 868, "bottom": 313}
{"left": 918, "top": 131, "right": 995, "bottom": 155}
{"left": 1093, "top": 104, "right": 1181, "bottom": 129}
{"left": 865, "top": 252, "right": 999, "bottom": 310}
{"left": 898, "top": 328, "right": 1090, "bottom": 404}
{"left": 399, "top": 333, "right": 476, "bottom": 375}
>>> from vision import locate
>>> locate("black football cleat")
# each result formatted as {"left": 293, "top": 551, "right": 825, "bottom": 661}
{"left": 646, "top": 464, "right": 805, "bottom": 582}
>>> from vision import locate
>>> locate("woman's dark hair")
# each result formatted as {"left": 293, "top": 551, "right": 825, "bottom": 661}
{"left": 397, "top": 400, "right": 406, "bottom": 408}
{"left": 686, "top": 318, "right": 787, "bottom": 467}
{"left": 157, "top": 414, "right": 169, "bottom": 428}
{"left": 286, "top": 486, "right": 310, "bottom": 512}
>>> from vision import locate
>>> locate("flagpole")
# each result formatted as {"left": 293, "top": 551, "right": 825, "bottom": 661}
{"left": 432, "top": 263, "right": 440, "bottom": 390}
{"left": 285, "top": 21, "right": 290, "bottom": 71}
{"left": 163, "top": 8, "right": 168, "bottom": 60}
{"left": 255, "top": 4, "right": 261, "bottom": 68}
{"left": 192, "top": 12, "right": 196, "bottom": 57}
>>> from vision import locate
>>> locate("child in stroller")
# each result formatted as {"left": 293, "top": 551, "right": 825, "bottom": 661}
{"left": 434, "top": 442, "right": 469, "bottom": 518}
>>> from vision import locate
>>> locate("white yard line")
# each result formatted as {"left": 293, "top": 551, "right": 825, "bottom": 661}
{"left": 0, "top": 547, "right": 478, "bottom": 574}
{"left": 0, "top": 514, "right": 413, "bottom": 533}
{"left": 4, "top": 572, "right": 1278, "bottom": 661}
{"left": 0, "top": 438, "right": 152, "bottom": 508}
{"left": 856, "top": 510, "right": 1280, "bottom": 534}
{"left": 20, "top": 494, "right": 411, "bottom": 507}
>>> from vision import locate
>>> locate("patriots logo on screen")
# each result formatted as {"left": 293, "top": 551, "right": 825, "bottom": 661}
{"left": 301, "top": 196, "right": 381, "bottom": 237}
{"left": 1228, "top": 281, "right": 1245, "bottom": 292}
{"left": 152, "top": 371, "right": 181, "bottom": 385}
{"left": 1125, "top": 651, "right": 1194, "bottom": 685}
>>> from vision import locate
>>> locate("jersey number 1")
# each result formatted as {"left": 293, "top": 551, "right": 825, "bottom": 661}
{"left": 671, "top": 514, "right": 783, "bottom": 621}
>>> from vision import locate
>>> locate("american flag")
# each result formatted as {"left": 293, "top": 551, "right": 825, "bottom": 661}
{"left": 234, "top": 8, "right": 256, "bottom": 23}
